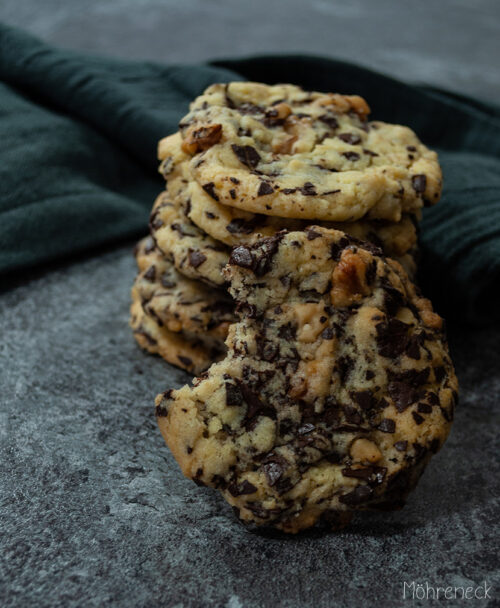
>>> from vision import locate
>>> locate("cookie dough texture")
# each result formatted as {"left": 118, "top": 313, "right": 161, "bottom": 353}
{"left": 160, "top": 82, "right": 442, "bottom": 222}
{"left": 155, "top": 228, "right": 457, "bottom": 533}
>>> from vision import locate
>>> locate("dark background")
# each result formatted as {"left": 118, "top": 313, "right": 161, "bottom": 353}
{"left": 1, "top": 2, "right": 499, "bottom": 607}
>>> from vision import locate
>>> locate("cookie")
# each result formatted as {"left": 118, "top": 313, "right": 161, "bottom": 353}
{"left": 134, "top": 236, "right": 234, "bottom": 347}
{"left": 187, "top": 178, "right": 418, "bottom": 256}
{"left": 150, "top": 189, "right": 230, "bottom": 288}
{"left": 130, "top": 287, "right": 224, "bottom": 375}
{"left": 155, "top": 227, "right": 457, "bottom": 533}
{"left": 160, "top": 82, "right": 441, "bottom": 222}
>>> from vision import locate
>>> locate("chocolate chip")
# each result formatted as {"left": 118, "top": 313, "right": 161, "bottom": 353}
{"left": 228, "top": 480, "right": 258, "bottom": 497}
{"left": 263, "top": 461, "right": 284, "bottom": 486}
{"left": 376, "top": 318, "right": 411, "bottom": 358}
{"left": 407, "top": 145, "right": 417, "bottom": 152}
{"left": 306, "top": 228, "right": 322, "bottom": 240}
{"left": 342, "top": 151, "right": 360, "bottom": 161}
{"left": 202, "top": 182, "right": 219, "bottom": 201}
{"left": 329, "top": 236, "right": 352, "bottom": 261}
{"left": 177, "top": 355, "right": 192, "bottom": 367}
{"left": 226, "top": 218, "right": 254, "bottom": 235}
{"left": 189, "top": 250, "right": 207, "bottom": 268}
{"left": 225, "top": 382, "right": 243, "bottom": 406}
{"left": 278, "top": 323, "right": 296, "bottom": 341}
{"left": 411, "top": 174, "right": 427, "bottom": 194}
{"left": 388, "top": 381, "right": 417, "bottom": 412}
{"left": 281, "top": 188, "right": 297, "bottom": 195}
{"left": 297, "top": 423, "right": 315, "bottom": 435}
{"left": 230, "top": 177, "right": 240, "bottom": 184}
{"left": 258, "top": 181, "right": 274, "bottom": 196}
{"left": 318, "top": 114, "right": 339, "bottom": 130}
{"left": 338, "top": 133, "right": 361, "bottom": 145}
{"left": 412, "top": 412, "right": 424, "bottom": 425}
{"left": 230, "top": 245, "right": 253, "bottom": 268}
{"left": 229, "top": 189, "right": 236, "bottom": 199}
{"left": 231, "top": 144, "right": 261, "bottom": 169}
{"left": 394, "top": 441, "right": 408, "bottom": 452}
{"left": 143, "top": 265, "right": 156, "bottom": 282}
{"left": 321, "top": 327, "right": 334, "bottom": 340}
{"left": 339, "top": 485, "right": 373, "bottom": 506}
{"left": 299, "top": 182, "right": 317, "bottom": 196}
{"left": 352, "top": 391, "right": 373, "bottom": 411}
{"left": 434, "top": 366, "right": 445, "bottom": 382}
{"left": 417, "top": 403, "right": 432, "bottom": 413}
{"left": 378, "top": 418, "right": 396, "bottom": 433}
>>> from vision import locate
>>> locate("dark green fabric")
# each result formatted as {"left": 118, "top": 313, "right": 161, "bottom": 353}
{"left": 1, "top": 25, "right": 499, "bottom": 325}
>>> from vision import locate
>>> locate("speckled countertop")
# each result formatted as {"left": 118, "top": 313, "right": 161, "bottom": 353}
{"left": 1, "top": 2, "right": 499, "bottom": 606}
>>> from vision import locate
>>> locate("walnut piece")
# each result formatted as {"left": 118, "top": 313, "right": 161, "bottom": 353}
{"left": 330, "top": 249, "right": 373, "bottom": 308}
{"left": 181, "top": 124, "right": 222, "bottom": 155}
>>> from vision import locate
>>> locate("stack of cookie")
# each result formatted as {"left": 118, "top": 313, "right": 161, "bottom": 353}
{"left": 132, "top": 82, "right": 441, "bottom": 374}
{"left": 131, "top": 82, "right": 457, "bottom": 533}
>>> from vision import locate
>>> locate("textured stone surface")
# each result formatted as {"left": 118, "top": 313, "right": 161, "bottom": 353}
{"left": 1, "top": 2, "right": 499, "bottom": 606}
{"left": 1, "top": 246, "right": 499, "bottom": 608}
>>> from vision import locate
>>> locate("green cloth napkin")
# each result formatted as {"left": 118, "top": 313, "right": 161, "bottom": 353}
{"left": 1, "top": 24, "right": 499, "bottom": 325}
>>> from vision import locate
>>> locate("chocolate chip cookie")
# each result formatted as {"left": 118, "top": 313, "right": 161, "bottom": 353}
{"left": 134, "top": 236, "right": 235, "bottom": 347}
{"left": 150, "top": 190, "right": 230, "bottom": 288}
{"left": 162, "top": 82, "right": 441, "bottom": 222}
{"left": 130, "top": 287, "right": 224, "bottom": 374}
{"left": 155, "top": 227, "right": 457, "bottom": 533}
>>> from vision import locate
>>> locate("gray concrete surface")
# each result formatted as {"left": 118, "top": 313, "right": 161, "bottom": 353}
{"left": 1, "top": 2, "right": 500, "bottom": 607}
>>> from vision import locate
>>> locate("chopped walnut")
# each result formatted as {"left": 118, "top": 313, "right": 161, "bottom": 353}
{"left": 315, "top": 94, "right": 371, "bottom": 120}
{"left": 330, "top": 249, "right": 373, "bottom": 308}
{"left": 288, "top": 376, "right": 308, "bottom": 399}
{"left": 350, "top": 438, "right": 382, "bottom": 463}
{"left": 181, "top": 124, "right": 222, "bottom": 155}
{"left": 415, "top": 297, "right": 443, "bottom": 330}
{"left": 272, "top": 135, "right": 297, "bottom": 154}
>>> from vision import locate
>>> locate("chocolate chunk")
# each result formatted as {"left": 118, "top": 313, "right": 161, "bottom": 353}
{"left": 189, "top": 250, "right": 207, "bottom": 268}
{"left": 378, "top": 418, "right": 396, "bottom": 433}
{"left": 155, "top": 404, "right": 169, "bottom": 417}
{"left": 278, "top": 323, "right": 296, "bottom": 341}
{"left": 299, "top": 182, "right": 317, "bottom": 196}
{"left": 321, "top": 327, "right": 334, "bottom": 340}
{"left": 231, "top": 144, "right": 261, "bottom": 169}
{"left": 329, "top": 236, "right": 352, "bottom": 261}
{"left": 202, "top": 182, "right": 219, "bottom": 201}
{"left": 263, "top": 461, "right": 284, "bottom": 486}
{"left": 388, "top": 381, "right": 417, "bottom": 412}
{"left": 339, "top": 485, "right": 373, "bottom": 505}
{"left": 412, "top": 412, "right": 424, "bottom": 425}
{"left": 229, "top": 189, "right": 236, "bottom": 199}
{"left": 238, "top": 102, "right": 264, "bottom": 115}
{"left": 318, "top": 114, "right": 339, "bottom": 130}
{"left": 344, "top": 406, "right": 362, "bottom": 426}
{"left": 434, "top": 366, "right": 445, "bottom": 382}
{"left": 338, "top": 133, "right": 361, "bottom": 145}
{"left": 228, "top": 480, "right": 258, "bottom": 497}
{"left": 251, "top": 234, "right": 282, "bottom": 277}
{"left": 376, "top": 318, "right": 411, "bottom": 358}
{"left": 394, "top": 441, "right": 408, "bottom": 452}
{"left": 306, "top": 228, "right": 322, "bottom": 240}
{"left": 407, "top": 145, "right": 417, "bottom": 152}
{"left": 177, "top": 355, "right": 192, "bottom": 367}
{"left": 230, "top": 246, "right": 253, "bottom": 268}
{"left": 411, "top": 174, "right": 427, "bottom": 194}
{"left": 143, "top": 265, "right": 156, "bottom": 282}
{"left": 258, "top": 181, "right": 274, "bottom": 196}
{"left": 366, "top": 370, "right": 375, "bottom": 380}
{"left": 352, "top": 391, "right": 373, "bottom": 411}
{"left": 342, "top": 151, "right": 360, "bottom": 161}
{"left": 230, "top": 177, "right": 240, "bottom": 184}
{"left": 226, "top": 218, "right": 254, "bottom": 235}
{"left": 225, "top": 382, "right": 243, "bottom": 406}
{"left": 417, "top": 403, "right": 432, "bottom": 413}
{"left": 282, "top": 188, "right": 297, "bottom": 195}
